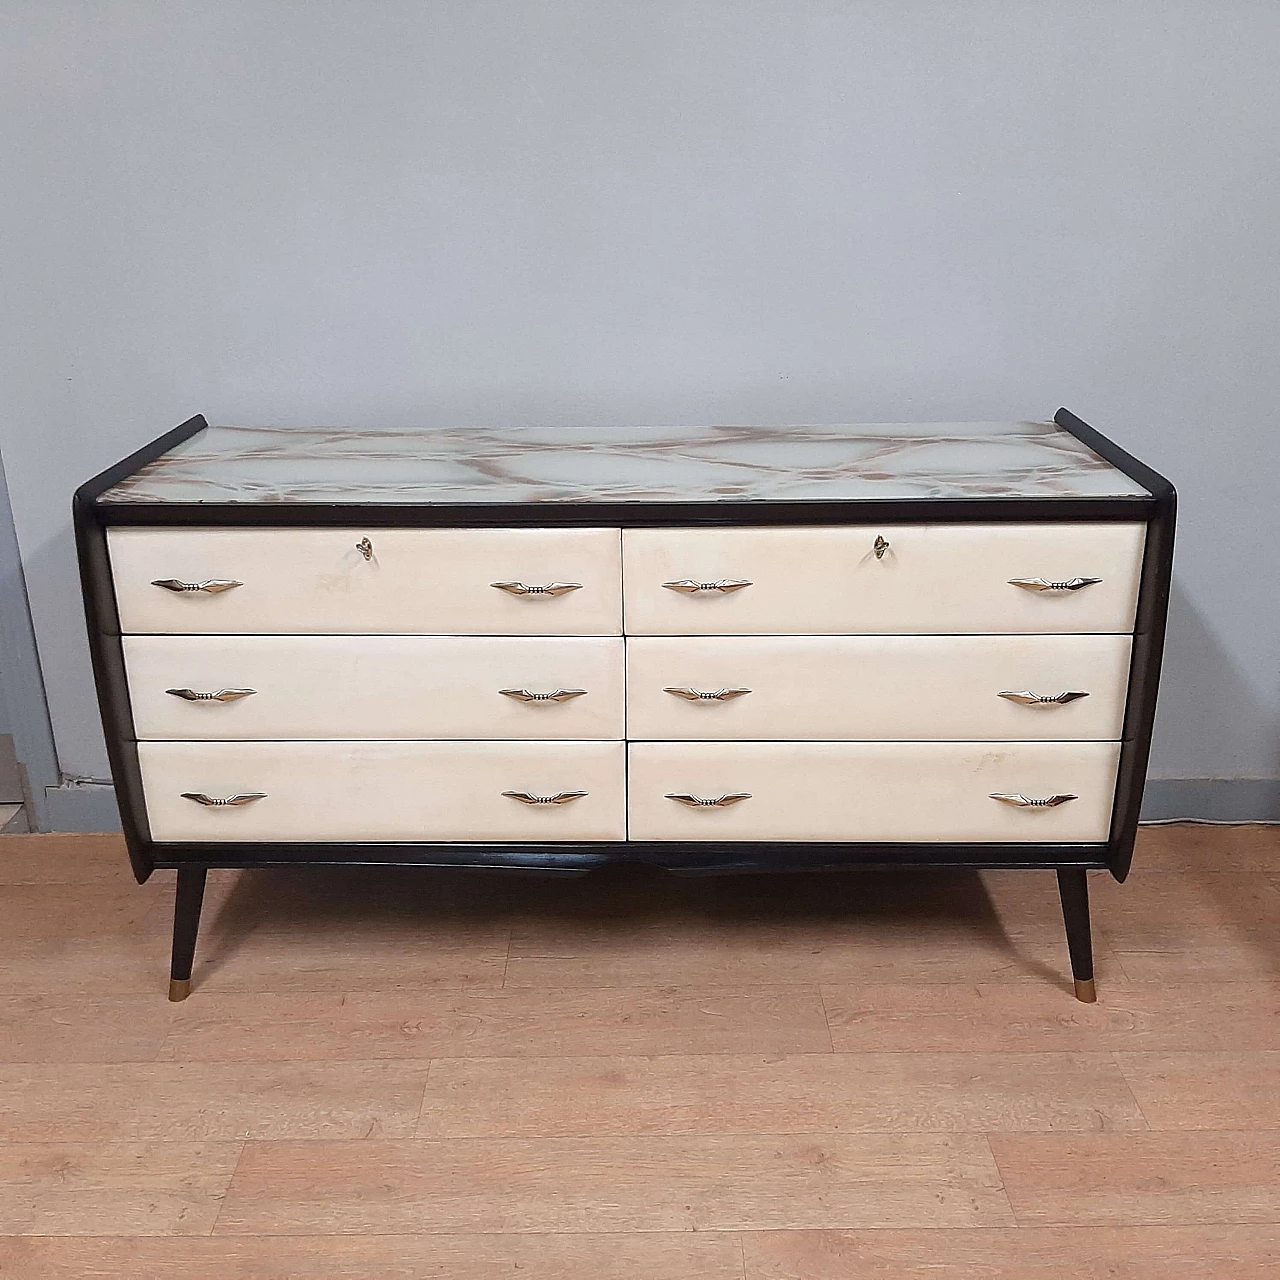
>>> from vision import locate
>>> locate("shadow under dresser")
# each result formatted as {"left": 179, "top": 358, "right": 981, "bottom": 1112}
{"left": 75, "top": 411, "right": 1174, "bottom": 1002}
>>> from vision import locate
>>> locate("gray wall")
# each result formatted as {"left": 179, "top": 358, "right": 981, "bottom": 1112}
{"left": 2, "top": 2, "right": 1278, "bottom": 809}
{"left": 0, "top": 447, "right": 59, "bottom": 821}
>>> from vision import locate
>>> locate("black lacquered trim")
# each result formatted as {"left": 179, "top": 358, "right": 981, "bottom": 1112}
{"left": 1054, "top": 409, "right": 1176, "bottom": 881}
{"left": 77, "top": 413, "right": 211, "bottom": 508}
{"left": 94, "top": 493, "right": 1157, "bottom": 529}
{"left": 73, "top": 498, "right": 152, "bottom": 882}
{"left": 148, "top": 840, "right": 1109, "bottom": 874}
{"left": 73, "top": 414, "right": 211, "bottom": 882}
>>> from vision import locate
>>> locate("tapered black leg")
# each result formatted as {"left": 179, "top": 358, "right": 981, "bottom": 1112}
{"left": 169, "top": 866, "right": 207, "bottom": 1001}
{"left": 1056, "top": 867, "right": 1096, "bottom": 1002}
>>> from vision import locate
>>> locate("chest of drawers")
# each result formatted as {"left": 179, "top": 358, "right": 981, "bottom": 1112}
{"left": 76, "top": 411, "right": 1174, "bottom": 1002}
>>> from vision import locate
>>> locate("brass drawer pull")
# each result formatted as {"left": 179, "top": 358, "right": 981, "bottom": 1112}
{"left": 666, "top": 792, "right": 752, "bottom": 808}
{"left": 181, "top": 792, "right": 266, "bottom": 807}
{"left": 151, "top": 579, "right": 242, "bottom": 594}
{"left": 664, "top": 687, "right": 752, "bottom": 702}
{"left": 499, "top": 688, "right": 587, "bottom": 703}
{"left": 998, "top": 690, "right": 1089, "bottom": 706}
{"left": 356, "top": 537, "right": 374, "bottom": 560}
{"left": 990, "top": 793, "right": 1078, "bottom": 808}
{"left": 1008, "top": 576, "right": 1102, "bottom": 593}
{"left": 662, "top": 579, "right": 752, "bottom": 594}
{"left": 502, "top": 790, "right": 588, "bottom": 805}
{"left": 491, "top": 581, "right": 583, "bottom": 597}
{"left": 166, "top": 688, "right": 257, "bottom": 703}
{"left": 873, "top": 534, "right": 890, "bottom": 560}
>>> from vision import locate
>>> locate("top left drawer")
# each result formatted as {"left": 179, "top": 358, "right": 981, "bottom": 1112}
{"left": 107, "top": 528, "right": 623, "bottom": 635}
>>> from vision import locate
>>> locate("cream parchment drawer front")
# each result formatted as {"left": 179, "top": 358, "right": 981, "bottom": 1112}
{"left": 125, "top": 636, "right": 624, "bottom": 740}
{"left": 108, "top": 528, "right": 622, "bottom": 635}
{"left": 626, "top": 635, "right": 1132, "bottom": 741}
{"left": 139, "top": 741, "right": 625, "bottom": 842}
{"left": 628, "top": 741, "right": 1120, "bottom": 842}
{"left": 622, "top": 524, "right": 1145, "bottom": 635}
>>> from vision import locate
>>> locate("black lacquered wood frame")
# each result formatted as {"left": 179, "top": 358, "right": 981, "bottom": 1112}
{"left": 74, "top": 408, "right": 1174, "bottom": 887}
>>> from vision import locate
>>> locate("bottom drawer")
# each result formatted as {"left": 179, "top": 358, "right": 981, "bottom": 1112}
{"left": 139, "top": 741, "right": 625, "bottom": 843}
{"left": 627, "top": 741, "right": 1120, "bottom": 843}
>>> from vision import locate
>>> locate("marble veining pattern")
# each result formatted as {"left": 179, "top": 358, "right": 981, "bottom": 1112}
{"left": 99, "top": 421, "right": 1150, "bottom": 505}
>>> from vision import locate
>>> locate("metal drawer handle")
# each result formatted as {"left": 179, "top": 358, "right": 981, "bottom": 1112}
{"left": 1008, "top": 577, "right": 1102, "bottom": 593}
{"left": 502, "top": 790, "right": 588, "bottom": 805}
{"left": 666, "top": 792, "right": 752, "bottom": 808}
{"left": 491, "top": 581, "right": 583, "bottom": 597}
{"left": 664, "top": 686, "right": 752, "bottom": 702}
{"left": 662, "top": 579, "right": 752, "bottom": 594}
{"left": 356, "top": 537, "right": 374, "bottom": 560}
{"left": 873, "top": 535, "right": 890, "bottom": 560}
{"left": 499, "top": 688, "right": 588, "bottom": 703}
{"left": 990, "top": 793, "right": 1078, "bottom": 808}
{"left": 181, "top": 792, "right": 267, "bottom": 807}
{"left": 998, "top": 690, "right": 1089, "bottom": 706}
{"left": 166, "top": 688, "right": 257, "bottom": 703}
{"left": 152, "top": 579, "right": 242, "bottom": 594}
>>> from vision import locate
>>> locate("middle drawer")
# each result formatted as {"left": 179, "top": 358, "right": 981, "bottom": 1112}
{"left": 626, "top": 634, "right": 1132, "bottom": 741}
{"left": 125, "top": 636, "right": 625, "bottom": 740}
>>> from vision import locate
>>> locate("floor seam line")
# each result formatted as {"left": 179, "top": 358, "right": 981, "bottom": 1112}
{"left": 205, "top": 1137, "right": 248, "bottom": 1237}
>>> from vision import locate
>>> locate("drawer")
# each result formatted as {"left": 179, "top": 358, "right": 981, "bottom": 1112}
{"left": 108, "top": 528, "right": 622, "bottom": 635}
{"left": 124, "top": 636, "right": 624, "bottom": 740}
{"left": 626, "top": 635, "right": 1132, "bottom": 741}
{"left": 627, "top": 741, "right": 1119, "bottom": 842}
{"left": 622, "top": 524, "right": 1145, "bottom": 634}
{"left": 139, "top": 740, "right": 625, "bottom": 842}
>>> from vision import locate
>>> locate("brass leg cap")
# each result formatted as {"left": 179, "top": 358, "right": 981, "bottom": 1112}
{"left": 1074, "top": 978, "right": 1097, "bottom": 1003}
{"left": 168, "top": 978, "right": 192, "bottom": 1002}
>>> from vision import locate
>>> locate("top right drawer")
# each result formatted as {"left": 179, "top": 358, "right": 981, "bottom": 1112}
{"left": 623, "top": 524, "right": 1146, "bottom": 635}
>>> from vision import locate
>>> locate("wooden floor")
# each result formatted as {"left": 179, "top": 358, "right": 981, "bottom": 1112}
{"left": 0, "top": 826, "right": 1276, "bottom": 1277}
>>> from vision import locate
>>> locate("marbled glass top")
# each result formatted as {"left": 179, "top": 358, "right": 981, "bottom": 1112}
{"left": 99, "top": 421, "right": 1149, "bottom": 505}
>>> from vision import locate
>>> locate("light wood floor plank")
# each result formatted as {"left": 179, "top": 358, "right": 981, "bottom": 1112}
{"left": 989, "top": 1131, "right": 1280, "bottom": 1226}
{"left": 1, "top": 826, "right": 1274, "bottom": 1259}
{"left": 0, "top": 882, "right": 161, "bottom": 941}
{"left": 0, "top": 833, "right": 138, "bottom": 885}
{"left": 1089, "top": 868, "right": 1280, "bottom": 927}
{"left": 1106, "top": 924, "right": 1279, "bottom": 983}
{"left": 1114, "top": 1051, "right": 1280, "bottom": 1130}
{"left": 0, "top": 1141, "right": 241, "bottom": 1235}
{"left": 506, "top": 926, "right": 1125, "bottom": 989}
{"left": 0, "top": 994, "right": 174, "bottom": 1063}
{"left": 215, "top": 1135, "right": 1014, "bottom": 1233}
{"left": 187, "top": 935, "right": 509, "bottom": 995}
{"left": 418, "top": 1052, "right": 1145, "bottom": 1137}
{"left": 1128, "top": 824, "right": 1280, "bottom": 873}
{"left": 0, "top": 1061, "right": 429, "bottom": 1142}
{"left": 822, "top": 982, "right": 1280, "bottom": 1053}
{"left": 0, "top": 935, "right": 169, "bottom": 998}
{"left": 147, "top": 868, "right": 515, "bottom": 994}
{"left": 982, "top": 866, "right": 1280, "bottom": 932}
{"left": 158, "top": 985, "right": 831, "bottom": 1062}
{"left": 0, "top": 1231, "right": 747, "bottom": 1278}
{"left": 742, "top": 1224, "right": 1280, "bottom": 1278}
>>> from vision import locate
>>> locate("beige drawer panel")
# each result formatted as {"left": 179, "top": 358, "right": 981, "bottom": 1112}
{"left": 622, "top": 524, "right": 1144, "bottom": 634}
{"left": 125, "top": 636, "right": 624, "bottom": 740}
{"left": 140, "top": 741, "right": 625, "bottom": 842}
{"left": 626, "top": 635, "right": 1132, "bottom": 741}
{"left": 108, "top": 528, "right": 622, "bottom": 635}
{"left": 628, "top": 741, "right": 1119, "bottom": 842}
